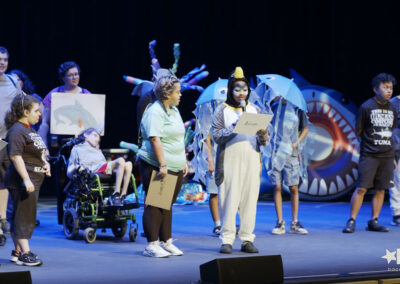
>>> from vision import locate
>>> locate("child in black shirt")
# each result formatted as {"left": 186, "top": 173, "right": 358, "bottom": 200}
{"left": 343, "top": 73, "right": 397, "bottom": 233}
{"left": 4, "top": 95, "right": 50, "bottom": 266}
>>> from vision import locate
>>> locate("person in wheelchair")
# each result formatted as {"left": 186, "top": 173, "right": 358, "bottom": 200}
{"left": 67, "top": 128, "right": 133, "bottom": 206}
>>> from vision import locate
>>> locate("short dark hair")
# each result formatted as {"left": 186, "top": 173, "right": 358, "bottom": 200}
{"left": 0, "top": 46, "right": 9, "bottom": 57}
{"left": 58, "top": 61, "right": 81, "bottom": 81}
{"left": 153, "top": 75, "right": 180, "bottom": 101}
{"left": 372, "top": 73, "right": 397, "bottom": 90}
{"left": 9, "top": 69, "right": 35, "bottom": 94}
{"left": 78, "top": 127, "right": 99, "bottom": 141}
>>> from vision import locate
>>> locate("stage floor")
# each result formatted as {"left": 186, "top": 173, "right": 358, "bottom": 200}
{"left": 1, "top": 198, "right": 399, "bottom": 283}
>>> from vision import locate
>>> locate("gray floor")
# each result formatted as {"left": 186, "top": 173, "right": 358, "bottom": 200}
{"left": 1, "top": 198, "right": 400, "bottom": 283}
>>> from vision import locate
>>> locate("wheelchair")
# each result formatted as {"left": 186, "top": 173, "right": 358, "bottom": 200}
{"left": 62, "top": 167, "right": 140, "bottom": 243}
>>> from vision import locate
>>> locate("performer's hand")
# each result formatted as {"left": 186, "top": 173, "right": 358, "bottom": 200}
{"left": 292, "top": 141, "right": 299, "bottom": 149}
{"left": 43, "top": 162, "right": 51, "bottom": 177}
{"left": 157, "top": 166, "right": 168, "bottom": 179}
{"left": 24, "top": 178, "right": 35, "bottom": 193}
{"left": 256, "top": 129, "right": 268, "bottom": 146}
{"left": 183, "top": 163, "right": 189, "bottom": 177}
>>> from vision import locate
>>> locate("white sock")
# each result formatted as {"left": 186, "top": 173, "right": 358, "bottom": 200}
{"left": 215, "top": 220, "right": 221, "bottom": 227}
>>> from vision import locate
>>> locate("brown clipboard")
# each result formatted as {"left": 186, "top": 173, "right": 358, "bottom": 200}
{"left": 145, "top": 170, "right": 178, "bottom": 210}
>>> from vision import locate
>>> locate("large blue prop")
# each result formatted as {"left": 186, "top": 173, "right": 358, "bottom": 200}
{"left": 191, "top": 79, "right": 228, "bottom": 186}
{"left": 253, "top": 74, "right": 310, "bottom": 195}
{"left": 256, "top": 74, "right": 307, "bottom": 111}
{"left": 195, "top": 79, "right": 228, "bottom": 105}
{"left": 289, "top": 69, "right": 359, "bottom": 200}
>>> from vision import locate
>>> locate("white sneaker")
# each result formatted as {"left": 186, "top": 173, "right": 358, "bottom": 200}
{"left": 160, "top": 239, "right": 183, "bottom": 256}
{"left": 143, "top": 241, "right": 171, "bottom": 258}
{"left": 290, "top": 221, "right": 308, "bottom": 235}
{"left": 272, "top": 220, "right": 286, "bottom": 235}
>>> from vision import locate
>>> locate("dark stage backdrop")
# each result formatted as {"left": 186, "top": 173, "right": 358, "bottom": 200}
{"left": 1, "top": 0, "right": 400, "bottom": 148}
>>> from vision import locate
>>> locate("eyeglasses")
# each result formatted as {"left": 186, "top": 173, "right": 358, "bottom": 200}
{"left": 66, "top": 73, "right": 80, "bottom": 78}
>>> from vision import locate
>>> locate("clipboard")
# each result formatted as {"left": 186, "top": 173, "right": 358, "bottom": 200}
{"left": 0, "top": 139, "right": 7, "bottom": 151}
{"left": 145, "top": 170, "right": 178, "bottom": 210}
{"left": 233, "top": 112, "right": 273, "bottom": 135}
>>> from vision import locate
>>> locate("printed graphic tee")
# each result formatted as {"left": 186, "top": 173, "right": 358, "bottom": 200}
{"left": 356, "top": 97, "right": 398, "bottom": 158}
{"left": 5, "top": 122, "right": 48, "bottom": 189}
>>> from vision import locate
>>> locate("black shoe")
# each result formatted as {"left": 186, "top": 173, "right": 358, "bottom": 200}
{"left": 391, "top": 215, "right": 400, "bottom": 226}
{"left": 109, "top": 193, "right": 123, "bottom": 206}
{"left": 219, "top": 244, "right": 232, "bottom": 254}
{"left": 10, "top": 250, "right": 19, "bottom": 262}
{"left": 241, "top": 241, "right": 259, "bottom": 253}
{"left": 0, "top": 219, "right": 10, "bottom": 233}
{"left": 16, "top": 251, "right": 42, "bottom": 266}
{"left": 343, "top": 218, "right": 355, "bottom": 233}
{"left": 366, "top": 219, "right": 389, "bottom": 232}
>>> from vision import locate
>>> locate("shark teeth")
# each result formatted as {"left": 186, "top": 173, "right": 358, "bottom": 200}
{"left": 302, "top": 93, "right": 359, "bottom": 197}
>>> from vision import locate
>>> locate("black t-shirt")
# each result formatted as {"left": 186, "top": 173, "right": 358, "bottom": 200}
{"left": 356, "top": 97, "right": 398, "bottom": 158}
{"left": 5, "top": 122, "right": 48, "bottom": 189}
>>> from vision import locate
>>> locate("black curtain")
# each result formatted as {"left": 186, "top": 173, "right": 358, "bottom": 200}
{"left": 2, "top": 0, "right": 400, "bottom": 147}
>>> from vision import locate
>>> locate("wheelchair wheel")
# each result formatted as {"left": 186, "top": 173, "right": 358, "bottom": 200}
{"left": 63, "top": 208, "right": 79, "bottom": 240}
{"left": 129, "top": 226, "right": 137, "bottom": 242}
{"left": 112, "top": 222, "right": 127, "bottom": 240}
{"left": 83, "top": 227, "right": 96, "bottom": 243}
{"left": 0, "top": 234, "right": 6, "bottom": 246}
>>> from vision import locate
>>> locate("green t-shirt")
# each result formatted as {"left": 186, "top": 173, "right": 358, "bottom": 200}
{"left": 138, "top": 100, "right": 186, "bottom": 172}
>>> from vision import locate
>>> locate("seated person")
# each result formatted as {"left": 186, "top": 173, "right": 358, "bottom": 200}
{"left": 67, "top": 128, "right": 133, "bottom": 206}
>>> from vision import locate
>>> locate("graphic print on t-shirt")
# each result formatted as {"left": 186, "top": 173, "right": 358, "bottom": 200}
{"left": 370, "top": 109, "right": 394, "bottom": 145}
{"left": 29, "top": 132, "right": 47, "bottom": 172}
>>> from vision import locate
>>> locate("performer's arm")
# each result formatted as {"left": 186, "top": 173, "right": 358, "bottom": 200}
{"left": 355, "top": 107, "right": 365, "bottom": 137}
{"left": 205, "top": 135, "right": 215, "bottom": 173}
{"left": 10, "top": 155, "right": 35, "bottom": 193}
{"left": 293, "top": 126, "right": 309, "bottom": 149}
{"left": 293, "top": 110, "right": 309, "bottom": 149}
{"left": 212, "top": 106, "right": 237, "bottom": 145}
{"left": 150, "top": 136, "right": 167, "bottom": 178}
{"left": 67, "top": 148, "right": 80, "bottom": 179}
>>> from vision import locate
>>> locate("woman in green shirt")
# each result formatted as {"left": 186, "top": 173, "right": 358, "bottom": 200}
{"left": 138, "top": 70, "right": 188, "bottom": 258}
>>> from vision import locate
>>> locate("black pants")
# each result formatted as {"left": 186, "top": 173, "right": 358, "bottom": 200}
{"left": 9, "top": 186, "right": 40, "bottom": 239}
{"left": 139, "top": 159, "right": 183, "bottom": 242}
{"left": 0, "top": 147, "right": 10, "bottom": 189}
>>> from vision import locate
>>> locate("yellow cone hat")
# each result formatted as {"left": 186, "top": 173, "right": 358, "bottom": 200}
{"left": 233, "top": 66, "right": 244, "bottom": 79}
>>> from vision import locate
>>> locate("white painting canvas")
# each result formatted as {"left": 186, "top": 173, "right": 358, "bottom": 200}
{"left": 50, "top": 92, "right": 106, "bottom": 135}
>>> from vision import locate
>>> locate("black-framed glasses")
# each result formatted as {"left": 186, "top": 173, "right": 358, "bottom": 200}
{"left": 66, "top": 72, "right": 80, "bottom": 78}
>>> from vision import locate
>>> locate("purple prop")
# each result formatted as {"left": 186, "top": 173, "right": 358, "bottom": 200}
{"left": 149, "top": 40, "right": 157, "bottom": 59}
{"left": 187, "top": 71, "right": 209, "bottom": 85}
{"left": 180, "top": 64, "right": 207, "bottom": 83}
